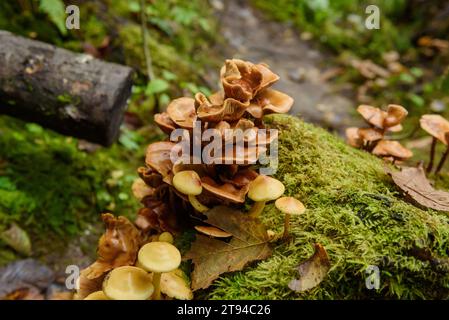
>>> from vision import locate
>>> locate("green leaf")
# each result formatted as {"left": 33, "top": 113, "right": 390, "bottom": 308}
{"left": 39, "top": 0, "right": 67, "bottom": 35}
{"left": 145, "top": 78, "right": 170, "bottom": 96}
{"left": 0, "top": 223, "right": 32, "bottom": 256}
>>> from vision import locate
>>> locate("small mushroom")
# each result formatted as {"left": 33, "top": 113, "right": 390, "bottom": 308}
{"left": 158, "top": 232, "right": 174, "bottom": 244}
{"left": 194, "top": 225, "right": 232, "bottom": 238}
{"left": 252, "top": 88, "right": 294, "bottom": 115}
{"left": 247, "top": 175, "right": 285, "bottom": 218}
{"left": 357, "top": 105, "right": 386, "bottom": 129}
{"left": 145, "top": 141, "right": 176, "bottom": 185}
{"left": 372, "top": 140, "right": 413, "bottom": 164}
{"left": 384, "top": 104, "right": 408, "bottom": 128}
{"left": 275, "top": 197, "right": 305, "bottom": 240}
{"left": 166, "top": 97, "right": 197, "bottom": 129}
{"left": 102, "top": 266, "right": 154, "bottom": 300}
{"left": 345, "top": 127, "right": 362, "bottom": 148}
{"left": 137, "top": 242, "right": 181, "bottom": 300}
{"left": 84, "top": 291, "right": 109, "bottom": 300}
{"left": 357, "top": 128, "right": 384, "bottom": 147}
{"left": 419, "top": 114, "right": 449, "bottom": 174}
{"left": 160, "top": 269, "right": 193, "bottom": 300}
{"left": 154, "top": 112, "right": 177, "bottom": 134}
{"left": 172, "top": 170, "right": 209, "bottom": 213}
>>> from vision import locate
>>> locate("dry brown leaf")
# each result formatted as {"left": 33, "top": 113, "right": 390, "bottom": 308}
{"left": 386, "top": 166, "right": 449, "bottom": 212}
{"left": 184, "top": 206, "right": 272, "bottom": 290}
{"left": 1, "top": 223, "right": 31, "bottom": 256}
{"left": 288, "top": 243, "right": 330, "bottom": 292}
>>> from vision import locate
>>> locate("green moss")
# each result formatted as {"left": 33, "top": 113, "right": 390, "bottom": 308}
{"left": 204, "top": 114, "right": 449, "bottom": 300}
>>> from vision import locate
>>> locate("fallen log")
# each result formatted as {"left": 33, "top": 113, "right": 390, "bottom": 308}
{"left": 0, "top": 30, "right": 134, "bottom": 146}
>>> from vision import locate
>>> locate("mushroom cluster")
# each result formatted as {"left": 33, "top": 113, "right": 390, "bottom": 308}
{"left": 346, "top": 104, "right": 412, "bottom": 163}
{"left": 77, "top": 213, "right": 192, "bottom": 300}
{"left": 134, "top": 59, "right": 294, "bottom": 233}
{"left": 420, "top": 114, "right": 449, "bottom": 174}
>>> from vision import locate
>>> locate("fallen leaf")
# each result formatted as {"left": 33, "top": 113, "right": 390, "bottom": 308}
{"left": 1, "top": 223, "right": 32, "bottom": 256}
{"left": 386, "top": 166, "right": 449, "bottom": 212}
{"left": 184, "top": 206, "right": 272, "bottom": 290}
{"left": 288, "top": 243, "right": 330, "bottom": 292}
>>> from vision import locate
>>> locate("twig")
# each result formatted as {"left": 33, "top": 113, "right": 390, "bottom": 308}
{"left": 140, "top": 0, "right": 154, "bottom": 82}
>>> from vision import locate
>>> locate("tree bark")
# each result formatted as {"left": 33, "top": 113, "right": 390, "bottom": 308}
{"left": 0, "top": 30, "right": 134, "bottom": 146}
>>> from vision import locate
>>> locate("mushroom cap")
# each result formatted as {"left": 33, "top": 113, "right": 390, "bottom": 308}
{"left": 253, "top": 88, "right": 294, "bottom": 115}
{"left": 345, "top": 127, "right": 362, "bottom": 148}
{"left": 102, "top": 266, "right": 154, "bottom": 300}
{"left": 158, "top": 232, "right": 174, "bottom": 244}
{"left": 247, "top": 175, "right": 285, "bottom": 202}
{"left": 137, "top": 242, "right": 181, "bottom": 273}
{"left": 419, "top": 114, "right": 449, "bottom": 145}
{"left": 357, "top": 105, "right": 386, "bottom": 128}
{"left": 131, "top": 178, "right": 154, "bottom": 201}
{"left": 145, "top": 141, "right": 176, "bottom": 184}
{"left": 166, "top": 97, "right": 197, "bottom": 129}
{"left": 84, "top": 291, "right": 109, "bottom": 300}
{"left": 194, "top": 225, "right": 232, "bottom": 238}
{"left": 372, "top": 140, "right": 413, "bottom": 159}
{"left": 154, "top": 112, "right": 177, "bottom": 134}
{"left": 172, "top": 170, "right": 202, "bottom": 196}
{"left": 358, "top": 127, "right": 384, "bottom": 142}
{"left": 275, "top": 197, "right": 306, "bottom": 215}
{"left": 160, "top": 269, "right": 193, "bottom": 300}
{"left": 384, "top": 104, "right": 408, "bottom": 128}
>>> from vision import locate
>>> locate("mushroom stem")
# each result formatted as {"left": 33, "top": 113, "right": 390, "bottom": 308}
{"left": 282, "top": 213, "right": 291, "bottom": 240}
{"left": 435, "top": 145, "right": 449, "bottom": 174}
{"left": 249, "top": 201, "right": 266, "bottom": 218}
{"left": 426, "top": 137, "right": 437, "bottom": 173}
{"left": 152, "top": 272, "right": 162, "bottom": 300}
{"left": 188, "top": 195, "right": 209, "bottom": 213}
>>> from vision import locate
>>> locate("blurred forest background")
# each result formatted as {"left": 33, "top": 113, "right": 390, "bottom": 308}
{"left": 0, "top": 0, "right": 448, "bottom": 276}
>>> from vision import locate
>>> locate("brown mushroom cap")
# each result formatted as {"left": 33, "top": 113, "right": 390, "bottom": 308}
{"left": 248, "top": 175, "right": 285, "bottom": 202}
{"left": 102, "top": 266, "right": 154, "bottom": 300}
{"left": 384, "top": 104, "right": 408, "bottom": 128}
{"left": 197, "top": 97, "right": 249, "bottom": 122}
{"left": 345, "top": 127, "right": 362, "bottom": 148}
{"left": 221, "top": 59, "right": 263, "bottom": 101}
{"left": 137, "top": 242, "right": 181, "bottom": 274}
{"left": 358, "top": 127, "right": 384, "bottom": 142}
{"left": 254, "top": 63, "right": 280, "bottom": 93}
{"left": 253, "top": 88, "right": 294, "bottom": 115}
{"left": 201, "top": 176, "right": 249, "bottom": 203}
{"left": 357, "top": 105, "right": 387, "bottom": 128}
{"left": 145, "top": 142, "right": 176, "bottom": 184}
{"left": 194, "top": 225, "right": 232, "bottom": 238}
{"left": 419, "top": 114, "right": 449, "bottom": 145}
{"left": 172, "top": 170, "right": 202, "bottom": 196}
{"left": 372, "top": 140, "right": 413, "bottom": 159}
{"left": 166, "top": 97, "right": 197, "bottom": 129}
{"left": 275, "top": 197, "right": 306, "bottom": 215}
{"left": 154, "top": 112, "right": 177, "bottom": 134}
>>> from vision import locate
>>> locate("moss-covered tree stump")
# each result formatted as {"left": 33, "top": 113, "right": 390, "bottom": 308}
{"left": 202, "top": 114, "right": 449, "bottom": 299}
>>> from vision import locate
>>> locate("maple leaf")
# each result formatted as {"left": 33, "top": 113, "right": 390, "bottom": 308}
{"left": 184, "top": 206, "right": 272, "bottom": 290}
{"left": 288, "top": 243, "right": 330, "bottom": 292}
{"left": 386, "top": 165, "right": 449, "bottom": 212}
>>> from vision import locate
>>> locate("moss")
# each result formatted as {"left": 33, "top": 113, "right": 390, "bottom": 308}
{"left": 203, "top": 114, "right": 449, "bottom": 300}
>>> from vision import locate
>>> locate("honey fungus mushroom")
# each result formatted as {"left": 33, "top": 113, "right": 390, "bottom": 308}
{"left": 194, "top": 225, "right": 232, "bottom": 238}
{"left": 102, "top": 266, "right": 154, "bottom": 300}
{"left": 275, "top": 197, "right": 305, "bottom": 240}
{"left": 247, "top": 175, "right": 285, "bottom": 218}
{"left": 420, "top": 114, "right": 449, "bottom": 174}
{"left": 137, "top": 241, "right": 181, "bottom": 300}
{"left": 172, "top": 170, "right": 210, "bottom": 213}
{"left": 372, "top": 140, "right": 413, "bottom": 164}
